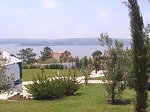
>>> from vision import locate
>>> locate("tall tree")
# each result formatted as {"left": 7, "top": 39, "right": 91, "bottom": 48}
{"left": 127, "top": 0, "right": 149, "bottom": 111}
{"left": 100, "top": 34, "right": 126, "bottom": 104}
{"left": 40, "top": 46, "right": 53, "bottom": 62}
{"left": 17, "top": 48, "right": 37, "bottom": 64}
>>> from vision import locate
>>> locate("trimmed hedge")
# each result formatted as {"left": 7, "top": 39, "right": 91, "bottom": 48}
{"left": 22, "top": 64, "right": 38, "bottom": 69}
{"left": 44, "top": 64, "right": 63, "bottom": 69}
{"left": 22, "top": 64, "right": 63, "bottom": 69}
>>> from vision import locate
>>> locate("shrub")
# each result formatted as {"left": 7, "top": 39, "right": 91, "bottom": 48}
{"left": 61, "top": 74, "right": 80, "bottom": 96}
{"left": 29, "top": 65, "right": 38, "bottom": 69}
{"left": 22, "top": 64, "right": 38, "bottom": 69}
{"left": 28, "top": 70, "right": 80, "bottom": 100}
{"left": 22, "top": 64, "right": 28, "bottom": 69}
{"left": 44, "top": 64, "right": 63, "bottom": 69}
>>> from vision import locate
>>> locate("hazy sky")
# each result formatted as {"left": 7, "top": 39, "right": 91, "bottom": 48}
{"left": 0, "top": 0, "right": 149, "bottom": 39}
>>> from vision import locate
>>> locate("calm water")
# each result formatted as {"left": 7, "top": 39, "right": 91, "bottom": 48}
{"left": 0, "top": 44, "right": 106, "bottom": 58}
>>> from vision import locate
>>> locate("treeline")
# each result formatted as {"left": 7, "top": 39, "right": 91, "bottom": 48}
{"left": 16, "top": 46, "right": 72, "bottom": 64}
{"left": 16, "top": 44, "right": 108, "bottom": 71}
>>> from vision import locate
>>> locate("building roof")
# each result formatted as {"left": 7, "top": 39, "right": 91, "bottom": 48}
{"left": 0, "top": 50, "right": 21, "bottom": 65}
{"left": 52, "top": 51, "right": 64, "bottom": 59}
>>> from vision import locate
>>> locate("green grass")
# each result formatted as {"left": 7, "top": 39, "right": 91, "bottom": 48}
{"left": 22, "top": 69, "right": 83, "bottom": 81}
{"left": 1, "top": 85, "right": 148, "bottom": 112}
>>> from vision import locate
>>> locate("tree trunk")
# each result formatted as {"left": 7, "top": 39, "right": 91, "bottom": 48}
{"left": 111, "top": 84, "right": 116, "bottom": 104}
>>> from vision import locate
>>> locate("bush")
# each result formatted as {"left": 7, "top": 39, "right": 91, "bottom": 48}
{"left": 28, "top": 70, "right": 80, "bottom": 100}
{"left": 30, "top": 65, "right": 38, "bottom": 69}
{"left": 22, "top": 64, "right": 28, "bottom": 69}
{"left": 22, "top": 64, "right": 38, "bottom": 69}
{"left": 44, "top": 64, "right": 63, "bottom": 69}
{"left": 61, "top": 74, "right": 80, "bottom": 96}
{"left": 23, "top": 64, "right": 64, "bottom": 69}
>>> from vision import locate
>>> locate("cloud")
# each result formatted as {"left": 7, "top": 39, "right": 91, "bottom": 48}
{"left": 41, "top": 0, "right": 61, "bottom": 9}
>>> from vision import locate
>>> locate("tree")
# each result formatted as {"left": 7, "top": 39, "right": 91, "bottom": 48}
{"left": 40, "top": 46, "right": 53, "bottom": 62}
{"left": 124, "top": 48, "right": 135, "bottom": 88}
{"left": 81, "top": 65, "right": 92, "bottom": 85}
{"left": 88, "top": 57, "right": 93, "bottom": 65}
{"left": 83, "top": 56, "right": 88, "bottom": 68}
{"left": 92, "top": 50, "right": 102, "bottom": 73}
{"left": 126, "top": 0, "right": 149, "bottom": 111}
{"left": 74, "top": 56, "right": 81, "bottom": 69}
{"left": 17, "top": 48, "right": 36, "bottom": 64}
{"left": 60, "top": 50, "right": 72, "bottom": 62}
{"left": 99, "top": 33, "right": 126, "bottom": 104}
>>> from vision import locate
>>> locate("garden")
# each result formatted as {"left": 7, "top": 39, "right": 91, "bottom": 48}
{"left": 1, "top": 85, "right": 146, "bottom": 112}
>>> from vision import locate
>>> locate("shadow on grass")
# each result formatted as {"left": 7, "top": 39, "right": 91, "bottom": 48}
{"left": 36, "top": 93, "right": 83, "bottom": 101}
{"left": 74, "top": 93, "right": 82, "bottom": 96}
{"left": 106, "top": 99, "right": 131, "bottom": 105}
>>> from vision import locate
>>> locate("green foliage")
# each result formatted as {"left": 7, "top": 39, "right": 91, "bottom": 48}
{"left": 44, "top": 64, "right": 64, "bottom": 69}
{"left": 17, "top": 48, "right": 37, "bottom": 64}
{"left": 22, "top": 64, "right": 29, "bottom": 69}
{"left": 88, "top": 57, "right": 93, "bottom": 65}
{"left": 92, "top": 50, "right": 102, "bottom": 57}
{"left": 28, "top": 70, "right": 80, "bottom": 100}
{"left": 127, "top": 0, "right": 150, "bottom": 111}
{"left": 99, "top": 33, "right": 112, "bottom": 49}
{"left": 22, "top": 64, "right": 63, "bottom": 69}
{"left": 83, "top": 56, "right": 88, "bottom": 68}
{"left": 74, "top": 56, "right": 81, "bottom": 69}
{"left": 30, "top": 65, "right": 38, "bottom": 69}
{"left": 92, "top": 50, "right": 102, "bottom": 73}
{"left": 124, "top": 49, "right": 135, "bottom": 88}
{"left": 80, "top": 56, "right": 93, "bottom": 69}
{"left": 60, "top": 50, "right": 72, "bottom": 62}
{"left": 40, "top": 46, "right": 53, "bottom": 61}
{"left": 0, "top": 60, "right": 13, "bottom": 91}
{"left": 62, "top": 74, "right": 80, "bottom": 96}
{"left": 100, "top": 33, "right": 127, "bottom": 104}
{"left": 22, "top": 64, "right": 38, "bottom": 69}
{"left": 81, "top": 65, "right": 92, "bottom": 85}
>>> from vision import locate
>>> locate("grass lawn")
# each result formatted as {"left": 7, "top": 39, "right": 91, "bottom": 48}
{"left": 1, "top": 84, "right": 148, "bottom": 112}
{"left": 22, "top": 69, "right": 83, "bottom": 81}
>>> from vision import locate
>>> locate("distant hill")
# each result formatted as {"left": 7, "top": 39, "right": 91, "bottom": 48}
{"left": 0, "top": 38, "right": 131, "bottom": 46}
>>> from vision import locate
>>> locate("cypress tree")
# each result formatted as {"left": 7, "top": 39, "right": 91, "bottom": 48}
{"left": 127, "top": 0, "right": 149, "bottom": 111}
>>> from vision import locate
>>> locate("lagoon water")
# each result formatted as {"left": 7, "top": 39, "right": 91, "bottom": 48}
{"left": 0, "top": 44, "right": 106, "bottom": 58}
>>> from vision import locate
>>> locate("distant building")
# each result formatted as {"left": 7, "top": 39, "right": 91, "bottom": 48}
{"left": 52, "top": 51, "right": 64, "bottom": 59}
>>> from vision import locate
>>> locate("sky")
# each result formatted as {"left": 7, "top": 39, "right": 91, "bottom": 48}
{"left": 0, "top": 0, "right": 149, "bottom": 39}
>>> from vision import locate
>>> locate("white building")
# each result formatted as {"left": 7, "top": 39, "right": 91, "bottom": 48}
{"left": 0, "top": 50, "right": 22, "bottom": 99}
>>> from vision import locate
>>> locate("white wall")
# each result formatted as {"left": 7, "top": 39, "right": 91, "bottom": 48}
{"left": 5, "top": 63, "right": 20, "bottom": 81}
